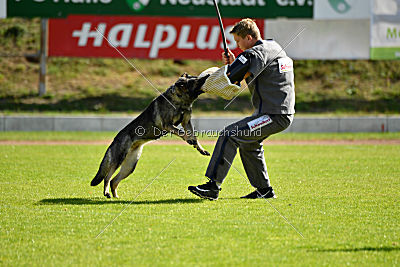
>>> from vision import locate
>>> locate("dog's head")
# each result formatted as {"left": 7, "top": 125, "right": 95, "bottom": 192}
{"left": 171, "top": 73, "right": 209, "bottom": 102}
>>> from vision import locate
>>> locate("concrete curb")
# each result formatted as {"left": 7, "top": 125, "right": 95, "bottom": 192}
{"left": 0, "top": 115, "right": 399, "bottom": 132}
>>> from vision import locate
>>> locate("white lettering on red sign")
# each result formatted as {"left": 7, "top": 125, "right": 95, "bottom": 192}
{"left": 177, "top": 25, "right": 194, "bottom": 49}
{"left": 49, "top": 16, "right": 267, "bottom": 60}
{"left": 197, "top": 25, "right": 220, "bottom": 49}
{"left": 108, "top": 24, "right": 132, "bottom": 47}
{"left": 70, "top": 21, "right": 237, "bottom": 58}
{"left": 72, "top": 22, "right": 105, "bottom": 47}
{"left": 150, "top": 24, "right": 177, "bottom": 58}
{"left": 134, "top": 24, "right": 151, "bottom": 48}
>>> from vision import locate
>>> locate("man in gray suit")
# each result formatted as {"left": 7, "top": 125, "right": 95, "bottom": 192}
{"left": 188, "top": 18, "right": 295, "bottom": 200}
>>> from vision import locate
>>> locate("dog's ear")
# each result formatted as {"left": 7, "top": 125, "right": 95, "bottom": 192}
{"left": 181, "top": 72, "right": 198, "bottom": 79}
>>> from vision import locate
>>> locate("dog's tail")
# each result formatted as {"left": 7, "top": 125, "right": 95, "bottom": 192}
{"left": 92, "top": 138, "right": 130, "bottom": 187}
{"left": 91, "top": 147, "right": 114, "bottom": 186}
{"left": 91, "top": 137, "right": 131, "bottom": 186}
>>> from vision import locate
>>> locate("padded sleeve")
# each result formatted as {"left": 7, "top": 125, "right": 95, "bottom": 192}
{"left": 226, "top": 51, "right": 253, "bottom": 84}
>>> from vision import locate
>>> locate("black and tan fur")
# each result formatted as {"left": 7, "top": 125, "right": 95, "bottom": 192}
{"left": 90, "top": 73, "right": 210, "bottom": 198}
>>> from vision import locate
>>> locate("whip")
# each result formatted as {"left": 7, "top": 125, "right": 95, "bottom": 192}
{"left": 212, "top": 0, "right": 229, "bottom": 63}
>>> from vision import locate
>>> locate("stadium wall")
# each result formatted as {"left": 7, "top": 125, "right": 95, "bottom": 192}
{"left": 1, "top": 115, "right": 399, "bottom": 133}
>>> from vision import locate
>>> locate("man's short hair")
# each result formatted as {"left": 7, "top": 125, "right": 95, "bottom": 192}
{"left": 229, "top": 18, "right": 261, "bottom": 39}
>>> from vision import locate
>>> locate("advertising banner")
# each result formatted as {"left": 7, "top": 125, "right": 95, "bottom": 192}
{"left": 7, "top": 0, "right": 313, "bottom": 19}
{"left": 314, "top": 0, "right": 370, "bottom": 20}
{"left": 370, "top": 0, "right": 400, "bottom": 59}
{"left": 265, "top": 19, "right": 370, "bottom": 59}
{"left": 48, "top": 15, "right": 264, "bottom": 60}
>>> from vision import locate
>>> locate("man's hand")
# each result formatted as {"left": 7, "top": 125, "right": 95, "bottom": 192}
{"left": 222, "top": 48, "right": 235, "bottom": 65}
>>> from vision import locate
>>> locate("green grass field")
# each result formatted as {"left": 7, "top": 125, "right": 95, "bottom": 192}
{"left": 1, "top": 133, "right": 399, "bottom": 265}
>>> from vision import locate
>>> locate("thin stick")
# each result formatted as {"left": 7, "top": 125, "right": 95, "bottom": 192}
{"left": 213, "top": 0, "right": 229, "bottom": 63}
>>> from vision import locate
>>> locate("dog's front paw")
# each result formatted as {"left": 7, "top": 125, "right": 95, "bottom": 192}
{"left": 200, "top": 149, "right": 210, "bottom": 156}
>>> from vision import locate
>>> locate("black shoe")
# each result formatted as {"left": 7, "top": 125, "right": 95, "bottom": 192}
{"left": 241, "top": 187, "right": 276, "bottom": 199}
{"left": 188, "top": 180, "right": 221, "bottom": 201}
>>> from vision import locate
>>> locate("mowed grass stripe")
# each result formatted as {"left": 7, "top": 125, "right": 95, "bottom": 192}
{"left": 0, "top": 143, "right": 399, "bottom": 265}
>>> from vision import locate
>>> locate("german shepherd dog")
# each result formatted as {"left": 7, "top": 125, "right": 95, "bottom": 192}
{"left": 90, "top": 73, "right": 210, "bottom": 198}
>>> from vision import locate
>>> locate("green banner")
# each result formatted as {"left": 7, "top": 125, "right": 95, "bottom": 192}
{"left": 7, "top": 0, "right": 313, "bottom": 19}
{"left": 370, "top": 47, "right": 400, "bottom": 60}
{"left": 370, "top": 0, "right": 400, "bottom": 60}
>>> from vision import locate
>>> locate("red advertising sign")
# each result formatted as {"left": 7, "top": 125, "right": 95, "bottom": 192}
{"left": 48, "top": 15, "right": 264, "bottom": 60}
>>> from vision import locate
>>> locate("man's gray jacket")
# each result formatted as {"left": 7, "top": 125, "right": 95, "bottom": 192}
{"left": 244, "top": 39, "right": 295, "bottom": 115}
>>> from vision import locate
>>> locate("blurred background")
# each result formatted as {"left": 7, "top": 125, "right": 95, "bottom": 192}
{"left": 0, "top": 0, "right": 399, "bottom": 117}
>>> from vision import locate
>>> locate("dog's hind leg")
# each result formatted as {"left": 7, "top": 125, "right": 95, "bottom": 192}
{"left": 110, "top": 143, "right": 144, "bottom": 198}
{"left": 92, "top": 146, "right": 119, "bottom": 199}
{"left": 103, "top": 165, "right": 117, "bottom": 198}
{"left": 99, "top": 137, "right": 132, "bottom": 198}
{"left": 91, "top": 147, "right": 116, "bottom": 187}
